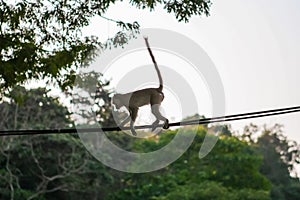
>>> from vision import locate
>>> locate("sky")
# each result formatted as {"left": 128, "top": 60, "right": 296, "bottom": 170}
{"left": 80, "top": 0, "right": 300, "bottom": 143}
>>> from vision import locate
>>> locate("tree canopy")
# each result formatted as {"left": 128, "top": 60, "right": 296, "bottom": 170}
{"left": 0, "top": 87, "right": 299, "bottom": 199}
{"left": 0, "top": 0, "right": 212, "bottom": 94}
{"left": 1, "top": 1, "right": 300, "bottom": 199}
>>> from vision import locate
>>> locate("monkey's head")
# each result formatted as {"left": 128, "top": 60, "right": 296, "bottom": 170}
{"left": 112, "top": 94, "right": 123, "bottom": 109}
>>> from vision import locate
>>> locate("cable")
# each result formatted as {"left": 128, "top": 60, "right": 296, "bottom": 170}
{"left": 1, "top": 106, "right": 300, "bottom": 136}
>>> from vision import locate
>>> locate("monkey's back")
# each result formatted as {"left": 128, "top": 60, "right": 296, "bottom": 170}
{"left": 128, "top": 88, "right": 164, "bottom": 107}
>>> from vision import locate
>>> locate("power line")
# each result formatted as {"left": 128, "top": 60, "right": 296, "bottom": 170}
{"left": 1, "top": 106, "right": 300, "bottom": 137}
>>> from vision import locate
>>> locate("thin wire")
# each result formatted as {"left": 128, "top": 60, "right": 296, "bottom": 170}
{"left": 180, "top": 105, "right": 300, "bottom": 125}
{"left": 100, "top": 16, "right": 119, "bottom": 23}
{"left": 1, "top": 106, "right": 300, "bottom": 136}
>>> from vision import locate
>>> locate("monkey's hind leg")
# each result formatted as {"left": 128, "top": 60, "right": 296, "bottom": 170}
{"left": 129, "top": 107, "right": 138, "bottom": 136}
{"left": 151, "top": 119, "right": 160, "bottom": 132}
{"left": 163, "top": 119, "right": 169, "bottom": 129}
{"left": 151, "top": 105, "right": 169, "bottom": 131}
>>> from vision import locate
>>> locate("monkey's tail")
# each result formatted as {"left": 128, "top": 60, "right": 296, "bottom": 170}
{"left": 144, "top": 37, "right": 163, "bottom": 92}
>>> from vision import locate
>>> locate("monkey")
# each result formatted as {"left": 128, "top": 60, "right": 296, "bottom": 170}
{"left": 112, "top": 37, "right": 169, "bottom": 136}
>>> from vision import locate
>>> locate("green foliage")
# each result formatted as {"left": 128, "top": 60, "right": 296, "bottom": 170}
{"left": 3, "top": 118, "right": 299, "bottom": 199}
{"left": 281, "top": 181, "right": 300, "bottom": 199}
{"left": 243, "top": 124, "right": 300, "bottom": 200}
{"left": 127, "top": 0, "right": 211, "bottom": 21}
{"left": 257, "top": 125, "right": 300, "bottom": 183}
{"left": 2, "top": 87, "right": 299, "bottom": 200}
{"left": 0, "top": 86, "right": 72, "bottom": 130}
{"left": 109, "top": 126, "right": 271, "bottom": 200}
{"left": 202, "top": 136, "right": 271, "bottom": 190}
{"left": 0, "top": 0, "right": 211, "bottom": 93}
{"left": 0, "top": 88, "right": 115, "bottom": 199}
{"left": 0, "top": 133, "right": 116, "bottom": 200}
{"left": 153, "top": 182, "right": 270, "bottom": 200}
{"left": 163, "top": 0, "right": 211, "bottom": 22}
{"left": 71, "top": 71, "right": 118, "bottom": 127}
{"left": 153, "top": 182, "right": 230, "bottom": 200}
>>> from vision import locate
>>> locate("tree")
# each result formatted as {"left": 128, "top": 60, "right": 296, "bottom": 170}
{"left": 0, "top": 0, "right": 212, "bottom": 94}
{"left": 256, "top": 125, "right": 300, "bottom": 200}
{"left": 109, "top": 126, "right": 271, "bottom": 200}
{"left": 0, "top": 86, "right": 72, "bottom": 130}
{"left": 71, "top": 71, "right": 119, "bottom": 127}
{"left": 0, "top": 87, "right": 114, "bottom": 199}
{"left": 240, "top": 124, "right": 300, "bottom": 200}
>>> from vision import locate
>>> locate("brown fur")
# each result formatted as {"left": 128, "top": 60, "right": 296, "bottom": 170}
{"left": 112, "top": 38, "right": 169, "bottom": 135}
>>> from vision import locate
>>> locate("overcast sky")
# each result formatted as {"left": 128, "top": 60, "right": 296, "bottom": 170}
{"left": 81, "top": 0, "right": 300, "bottom": 143}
